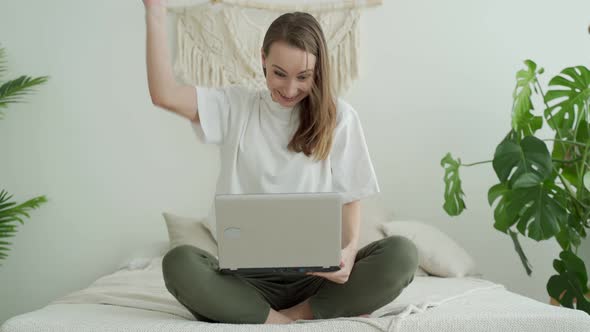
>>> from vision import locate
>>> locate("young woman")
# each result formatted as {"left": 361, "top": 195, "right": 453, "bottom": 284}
{"left": 143, "top": 0, "right": 418, "bottom": 324}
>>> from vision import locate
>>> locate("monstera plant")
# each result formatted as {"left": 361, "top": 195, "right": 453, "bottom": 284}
{"left": 441, "top": 60, "right": 590, "bottom": 314}
{"left": 0, "top": 45, "right": 49, "bottom": 266}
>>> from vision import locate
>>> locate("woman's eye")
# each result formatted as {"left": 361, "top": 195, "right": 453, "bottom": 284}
{"left": 297, "top": 76, "right": 309, "bottom": 81}
{"left": 274, "top": 71, "right": 286, "bottom": 77}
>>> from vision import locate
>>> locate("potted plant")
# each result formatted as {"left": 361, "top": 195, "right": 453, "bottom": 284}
{"left": 0, "top": 45, "right": 49, "bottom": 266}
{"left": 441, "top": 59, "right": 590, "bottom": 313}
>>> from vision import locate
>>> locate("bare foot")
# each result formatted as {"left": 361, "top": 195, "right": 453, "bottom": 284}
{"left": 264, "top": 309, "right": 293, "bottom": 324}
{"left": 356, "top": 314, "right": 371, "bottom": 318}
{"left": 280, "top": 298, "right": 314, "bottom": 321}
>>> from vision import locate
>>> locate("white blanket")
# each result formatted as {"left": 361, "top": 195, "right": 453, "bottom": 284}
{"left": 48, "top": 256, "right": 496, "bottom": 320}
{"left": 2, "top": 255, "right": 584, "bottom": 332}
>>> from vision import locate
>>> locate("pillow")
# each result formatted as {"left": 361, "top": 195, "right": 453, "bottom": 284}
{"left": 415, "top": 266, "right": 429, "bottom": 277}
{"left": 358, "top": 195, "right": 389, "bottom": 248}
{"left": 379, "top": 220, "right": 479, "bottom": 278}
{"left": 162, "top": 212, "right": 218, "bottom": 257}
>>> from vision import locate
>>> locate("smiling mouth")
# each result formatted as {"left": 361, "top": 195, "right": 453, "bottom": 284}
{"left": 278, "top": 91, "right": 300, "bottom": 102}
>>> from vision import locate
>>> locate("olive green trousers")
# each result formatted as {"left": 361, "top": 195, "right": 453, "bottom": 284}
{"left": 162, "top": 235, "right": 418, "bottom": 324}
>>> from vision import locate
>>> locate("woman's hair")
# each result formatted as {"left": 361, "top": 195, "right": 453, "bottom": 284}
{"left": 262, "top": 12, "right": 337, "bottom": 162}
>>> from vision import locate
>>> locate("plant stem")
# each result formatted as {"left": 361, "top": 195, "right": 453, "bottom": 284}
{"left": 574, "top": 98, "right": 590, "bottom": 201}
{"left": 543, "top": 139, "right": 587, "bottom": 148}
{"left": 555, "top": 170, "right": 586, "bottom": 218}
{"left": 553, "top": 157, "right": 584, "bottom": 164}
{"left": 461, "top": 160, "right": 493, "bottom": 167}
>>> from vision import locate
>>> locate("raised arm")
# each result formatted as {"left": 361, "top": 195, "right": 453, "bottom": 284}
{"left": 143, "top": 0, "right": 199, "bottom": 123}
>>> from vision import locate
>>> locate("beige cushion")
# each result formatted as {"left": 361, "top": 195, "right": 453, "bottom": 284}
{"left": 162, "top": 212, "right": 218, "bottom": 257}
{"left": 379, "top": 220, "right": 479, "bottom": 278}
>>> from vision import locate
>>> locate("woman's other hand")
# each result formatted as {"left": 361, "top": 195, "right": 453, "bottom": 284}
{"left": 306, "top": 246, "right": 357, "bottom": 284}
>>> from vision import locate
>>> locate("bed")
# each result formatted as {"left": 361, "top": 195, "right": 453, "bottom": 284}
{"left": 2, "top": 210, "right": 589, "bottom": 332}
{"left": 2, "top": 253, "right": 589, "bottom": 332}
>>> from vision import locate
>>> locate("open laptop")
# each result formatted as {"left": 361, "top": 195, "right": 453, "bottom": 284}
{"left": 214, "top": 192, "right": 342, "bottom": 274}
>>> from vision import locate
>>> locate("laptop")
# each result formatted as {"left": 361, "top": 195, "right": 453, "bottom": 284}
{"left": 214, "top": 192, "right": 342, "bottom": 274}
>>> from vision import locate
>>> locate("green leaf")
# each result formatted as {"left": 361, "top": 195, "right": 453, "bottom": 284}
{"left": 547, "top": 250, "right": 590, "bottom": 313}
{"left": 489, "top": 178, "right": 567, "bottom": 241}
{"left": 488, "top": 183, "right": 514, "bottom": 233}
{"left": 441, "top": 153, "right": 466, "bottom": 216}
{"left": 0, "top": 191, "right": 48, "bottom": 224}
{"left": 488, "top": 182, "right": 510, "bottom": 206}
{"left": 516, "top": 182, "right": 566, "bottom": 240}
{"left": 511, "top": 60, "right": 543, "bottom": 136}
{"left": 0, "top": 190, "right": 48, "bottom": 264}
{"left": 544, "top": 66, "right": 590, "bottom": 132}
{"left": 0, "top": 75, "right": 49, "bottom": 119}
{"left": 555, "top": 219, "right": 582, "bottom": 251}
{"left": 493, "top": 132, "right": 553, "bottom": 188}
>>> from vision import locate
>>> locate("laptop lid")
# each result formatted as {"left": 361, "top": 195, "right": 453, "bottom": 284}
{"left": 215, "top": 192, "right": 342, "bottom": 274}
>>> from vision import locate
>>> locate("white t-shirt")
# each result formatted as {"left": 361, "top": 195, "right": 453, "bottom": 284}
{"left": 192, "top": 85, "right": 380, "bottom": 240}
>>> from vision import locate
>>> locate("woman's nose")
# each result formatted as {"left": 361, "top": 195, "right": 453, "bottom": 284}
{"left": 285, "top": 81, "right": 298, "bottom": 97}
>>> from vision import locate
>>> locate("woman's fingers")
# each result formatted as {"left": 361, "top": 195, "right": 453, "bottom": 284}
{"left": 143, "top": 0, "right": 166, "bottom": 6}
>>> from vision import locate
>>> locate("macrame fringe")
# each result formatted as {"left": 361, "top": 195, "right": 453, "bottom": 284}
{"left": 173, "top": 5, "right": 361, "bottom": 95}
{"left": 173, "top": 16, "right": 229, "bottom": 87}
{"left": 329, "top": 16, "right": 359, "bottom": 94}
{"left": 213, "top": 0, "right": 382, "bottom": 12}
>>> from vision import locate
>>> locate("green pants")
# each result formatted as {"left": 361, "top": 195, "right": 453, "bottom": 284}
{"left": 162, "top": 235, "right": 418, "bottom": 324}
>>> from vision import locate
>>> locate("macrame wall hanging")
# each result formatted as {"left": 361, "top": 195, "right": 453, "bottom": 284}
{"left": 167, "top": 0, "right": 382, "bottom": 95}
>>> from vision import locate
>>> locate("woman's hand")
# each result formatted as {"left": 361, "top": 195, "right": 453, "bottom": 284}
{"left": 306, "top": 246, "right": 357, "bottom": 284}
{"left": 143, "top": 0, "right": 166, "bottom": 7}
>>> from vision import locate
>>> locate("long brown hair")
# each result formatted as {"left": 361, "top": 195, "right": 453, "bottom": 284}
{"left": 262, "top": 12, "right": 337, "bottom": 162}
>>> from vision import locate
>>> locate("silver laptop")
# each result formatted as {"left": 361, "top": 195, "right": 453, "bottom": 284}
{"left": 214, "top": 192, "right": 342, "bottom": 274}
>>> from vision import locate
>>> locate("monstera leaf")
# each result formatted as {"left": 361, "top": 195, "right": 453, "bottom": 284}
{"left": 441, "top": 153, "right": 466, "bottom": 216}
{"left": 544, "top": 66, "right": 590, "bottom": 132}
{"left": 493, "top": 131, "right": 553, "bottom": 188}
{"left": 488, "top": 179, "right": 567, "bottom": 241}
{"left": 547, "top": 250, "right": 590, "bottom": 313}
{"left": 511, "top": 60, "right": 543, "bottom": 137}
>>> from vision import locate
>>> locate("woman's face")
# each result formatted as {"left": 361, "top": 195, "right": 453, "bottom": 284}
{"left": 262, "top": 41, "right": 316, "bottom": 108}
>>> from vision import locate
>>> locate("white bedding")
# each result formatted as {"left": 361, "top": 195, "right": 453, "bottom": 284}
{"left": 2, "top": 255, "right": 589, "bottom": 332}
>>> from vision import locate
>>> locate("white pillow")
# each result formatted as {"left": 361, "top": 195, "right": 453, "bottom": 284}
{"left": 162, "top": 212, "right": 218, "bottom": 257}
{"left": 379, "top": 220, "right": 479, "bottom": 278}
{"left": 415, "top": 266, "right": 429, "bottom": 277}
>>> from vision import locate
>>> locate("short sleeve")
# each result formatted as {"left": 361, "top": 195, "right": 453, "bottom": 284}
{"left": 191, "top": 86, "right": 231, "bottom": 145}
{"left": 330, "top": 101, "right": 381, "bottom": 204}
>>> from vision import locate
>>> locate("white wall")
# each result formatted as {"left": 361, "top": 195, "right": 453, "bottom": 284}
{"left": 1, "top": 0, "right": 589, "bottom": 324}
